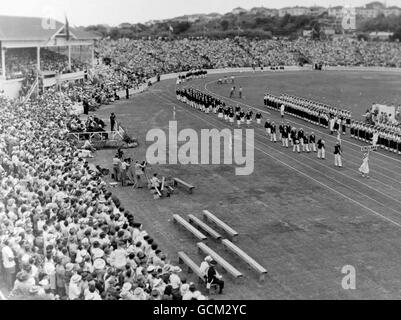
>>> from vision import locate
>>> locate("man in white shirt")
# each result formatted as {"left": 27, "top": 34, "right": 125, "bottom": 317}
{"left": 2, "top": 240, "right": 16, "bottom": 290}
{"left": 280, "top": 104, "right": 285, "bottom": 118}
{"left": 112, "top": 154, "right": 121, "bottom": 182}
{"left": 120, "top": 159, "right": 128, "bottom": 187}
{"left": 199, "top": 256, "right": 212, "bottom": 281}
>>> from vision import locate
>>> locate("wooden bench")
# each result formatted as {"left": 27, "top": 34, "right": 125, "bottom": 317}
{"left": 202, "top": 210, "right": 239, "bottom": 242}
{"left": 174, "top": 178, "right": 195, "bottom": 194}
{"left": 172, "top": 214, "right": 207, "bottom": 241}
{"left": 188, "top": 214, "right": 222, "bottom": 240}
{"left": 222, "top": 239, "right": 268, "bottom": 282}
{"left": 178, "top": 251, "right": 206, "bottom": 284}
{"left": 197, "top": 242, "right": 243, "bottom": 279}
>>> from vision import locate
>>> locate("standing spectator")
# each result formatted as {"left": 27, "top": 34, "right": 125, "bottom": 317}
{"left": 2, "top": 239, "right": 16, "bottom": 291}
{"left": 69, "top": 274, "right": 83, "bottom": 300}
{"left": 206, "top": 260, "right": 224, "bottom": 294}
{"left": 112, "top": 153, "right": 121, "bottom": 182}
{"left": 110, "top": 113, "right": 116, "bottom": 132}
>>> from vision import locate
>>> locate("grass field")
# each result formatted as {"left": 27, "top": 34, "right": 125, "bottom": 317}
{"left": 78, "top": 71, "right": 401, "bottom": 300}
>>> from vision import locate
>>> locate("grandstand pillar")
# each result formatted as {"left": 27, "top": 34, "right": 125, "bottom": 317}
{"left": 1, "top": 47, "right": 5, "bottom": 79}
{"left": 37, "top": 46, "right": 41, "bottom": 71}
{"left": 91, "top": 44, "right": 95, "bottom": 69}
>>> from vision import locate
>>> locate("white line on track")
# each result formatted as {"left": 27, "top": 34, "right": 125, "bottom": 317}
{"left": 153, "top": 90, "right": 401, "bottom": 229}
{"left": 0, "top": 289, "right": 6, "bottom": 300}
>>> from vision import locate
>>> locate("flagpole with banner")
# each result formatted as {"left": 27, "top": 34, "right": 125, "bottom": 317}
{"left": 65, "top": 16, "right": 70, "bottom": 41}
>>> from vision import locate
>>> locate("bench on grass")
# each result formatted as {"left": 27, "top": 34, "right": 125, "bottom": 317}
{"left": 174, "top": 178, "right": 194, "bottom": 194}
{"left": 222, "top": 239, "right": 267, "bottom": 282}
{"left": 197, "top": 242, "right": 243, "bottom": 279}
{"left": 202, "top": 210, "right": 239, "bottom": 242}
{"left": 188, "top": 214, "right": 222, "bottom": 240}
{"left": 178, "top": 251, "right": 205, "bottom": 284}
{"left": 173, "top": 214, "right": 207, "bottom": 241}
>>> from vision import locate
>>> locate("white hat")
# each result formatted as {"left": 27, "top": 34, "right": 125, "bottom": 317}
{"left": 133, "top": 287, "right": 144, "bottom": 296}
{"left": 170, "top": 266, "right": 182, "bottom": 273}
{"left": 71, "top": 274, "right": 82, "bottom": 283}
{"left": 146, "top": 265, "right": 155, "bottom": 273}
{"left": 39, "top": 278, "right": 49, "bottom": 286}
{"left": 93, "top": 259, "right": 106, "bottom": 270}
{"left": 121, "top": 282, "right": 132, "bottom": 292}
{"left": 93, "top": 249, "right": 104, "bottom": 259}
{"left": 153, "top": 278, "right": 163, "bottom": 287}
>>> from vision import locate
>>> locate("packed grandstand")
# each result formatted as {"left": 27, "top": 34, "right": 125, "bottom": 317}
{"left": 1, "top": 10, "right": 401, "bottom": 301}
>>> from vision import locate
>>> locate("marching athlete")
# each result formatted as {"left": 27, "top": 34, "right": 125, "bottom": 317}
{"left": 298, "top": 128, "right": 305, "bottom": 149}
{"left": 303, "top": 134, "right": 310, "bottom": 153}
{"left": 236, "top": 113, "right": 242, "bottom": 128}
{"left": 217, "top": 106, "right": 224, "bottom": 119}
{"left": 265, "top": 119, "right": 271, "bottom": 136}
{"left": 229, "top": 86, "right": 235, "bottom": 98}
{"left": 317, "top": 138, "right": 326, "bottom": 159}
{"left": 229, "top": 109, "right": 235, "bottom": 125}
{"left": 359, "top": 152, "right": 370, "bottom": 178}
{"left": 246, "top": 112, "right": 252, "bottom": 127}
{"left": 279, "top": 122, "right": 284, "bottom": 142}
{"left": 292, "top": 130, "right": 300, "bottom": 153}
{"left": 282, "top": 124, "right": 289, "bottom": 148}
{"left": 309, "top": 132, "right": 317, "bottom": 152}
{"left": 255, "top": 112, "right": 262, "bottom": 125}
{"left": 240, "top": 110, "right": 245, "bottom": 123}
{"left": 270, "top": 121, "right": 277, "bottom": 143}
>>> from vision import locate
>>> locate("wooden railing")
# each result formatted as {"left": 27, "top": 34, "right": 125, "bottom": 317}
{"left": 67, "top": 130, "right": 124, "bottom": 141}
{"left": 22, "top": 78, "right": 38, "bottom": 104}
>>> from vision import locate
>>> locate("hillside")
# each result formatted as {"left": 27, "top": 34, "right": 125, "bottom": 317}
{"left": 84, "top": 6, "right": 401, "bottom": 40}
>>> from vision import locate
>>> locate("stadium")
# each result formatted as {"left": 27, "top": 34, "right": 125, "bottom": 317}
{"left": 1, "top": 0, "right": 401, "bottom": 303}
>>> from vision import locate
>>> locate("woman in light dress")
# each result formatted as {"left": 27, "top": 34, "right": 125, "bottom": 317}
{"left": 359, "top": 152, "right": 370, "bottom": 178}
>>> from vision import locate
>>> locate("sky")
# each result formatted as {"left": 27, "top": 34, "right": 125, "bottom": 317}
{"left": 0, "top": 0, "right": 400, "bottom": 26}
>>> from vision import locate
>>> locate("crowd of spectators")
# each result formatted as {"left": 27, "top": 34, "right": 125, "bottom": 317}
{"left": 0, "top": 89, "right": 208, "bottom": 300}
{"left": 5, "top": 48, "right": 87, "bottom": 80}
{"left": 95, "top": 37, "right": 401, "bottom": 77}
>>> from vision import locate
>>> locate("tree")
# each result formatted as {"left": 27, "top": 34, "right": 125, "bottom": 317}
{"left": 220, "top": 20, "right": 229, "bottom": 31}
{"left": 311, "top": 22, "right": 321, "bottom": 40}
{"left": 173, "top": 22, "right": 191, "bottom": 34}
{"left": 391, "top": 26, "right": 401, "bottom": 42}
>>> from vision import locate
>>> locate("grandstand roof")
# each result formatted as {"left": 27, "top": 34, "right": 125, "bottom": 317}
{"left": 0, "top": 15, "right": 98, "bottom": 41}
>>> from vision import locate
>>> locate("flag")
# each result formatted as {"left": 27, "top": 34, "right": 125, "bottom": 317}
{"left": 169, "top": 25, "right": 174, "bottom": 33}
{"left": 65, "top": 16, "right": 70, "bottom": 41}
